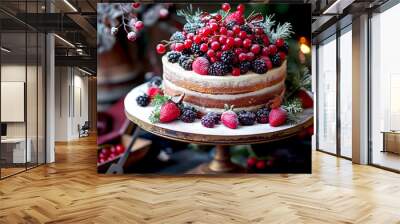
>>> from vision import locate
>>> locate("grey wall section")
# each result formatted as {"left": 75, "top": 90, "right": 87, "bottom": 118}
{"left": 352, "top": 14, "right": 369, "bottom": 164}
{"left": 46, "top": 33, "right": 55, "bottom": 163}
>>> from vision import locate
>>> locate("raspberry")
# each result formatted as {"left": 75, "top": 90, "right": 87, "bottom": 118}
{"left": 252, "top": 59, "right": 268, "bottom": 74}
{"left": 136, "top": 94, "right": 150, "bottom": 107}
{"left": 170, "top": 31, "right": 185, "bottom": 42}
{"left": 208, "top": 62, "right": 228, "bottom": 76}
{"left": 239, "top": 61, "right": 251, "bottom": 74}
{"left": 238, "top": 110, "right": 256, "bottom": 126}
{"left": 192, "top": 57, "right": 210, "bottom": 75}
{"left": 167, "top": 51, "right": 181, "bottom": 63}
{"left": 220, "top": 51, "right": 235, "bottom": 64}
{"left": 256, "top": 107, "right": 270, "bottom": 123}
{"left": 201, "top": 115, "right": 216, "bottom": 128}
{"left": 180, "top": 108, "right": 197, "bottom": 123}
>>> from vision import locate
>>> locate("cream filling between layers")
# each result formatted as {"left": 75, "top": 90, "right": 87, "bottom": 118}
{"left": 162, "top": 56, "right": 287, "bottom": 89}
{"left": 163, "top": 78, "right": 285, "bottom": 101}
{"left": 184, "top": 102, "right": 266, "bottom": 113}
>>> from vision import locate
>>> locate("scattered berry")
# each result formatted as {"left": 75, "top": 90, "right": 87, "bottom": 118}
{"left": 160, "top": 101, "right": 181, "bottom": 123}
{"left": 180, "top": 108, "right": 197, "bottom": 123}
{"left": 252, "top": 59, "right": 268, "bottom": 74}
{"left": 136, "top": 94, "right": 150, "bottom": 107}
{"left": 256, "top": 160, "right": 266, "bottom": 169}
{"left": 238, "top": 110, "right": 256, "bottom": 125}
{"left": 297, "top": 90, "right": 313, "bottom": 108}
{"left": 247, "top": 157, "right": 257, "bottom": 167}
{"left": 205, "top": 112, "right": 221, "bottom": 124}
{"left": 269, "top": 107, "right": 287, "bottom": 127}
{"left": 167, "top": 51, "right": 181, "bottom": 63}
{"left": 256, "top": 108, "right": 270, "bottom": 123}
{"left": 192, "top": 57, "right": 210, "bottom": 75}
{"left": 147, "top": 86, "right": 163, "bottom": 99}
{"left": 221, "top": 105, "right": 239, "bottom": 129}
{"left": 201, "top": 115, "right": 216, "bottom": 128}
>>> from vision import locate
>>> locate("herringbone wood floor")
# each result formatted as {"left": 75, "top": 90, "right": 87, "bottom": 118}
{"left": 1, "top": 135, "right": 400, "bottom": 224}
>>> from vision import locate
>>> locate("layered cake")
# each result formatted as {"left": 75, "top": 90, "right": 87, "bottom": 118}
{"left": 163, "top": 56, "right": 286, "bottom": 114}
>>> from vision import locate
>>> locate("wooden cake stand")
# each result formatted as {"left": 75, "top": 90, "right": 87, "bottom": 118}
{"left": 124, "top": 83, "right": 313, "bottom": 174}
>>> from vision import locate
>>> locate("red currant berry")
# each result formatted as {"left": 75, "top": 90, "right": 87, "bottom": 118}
{"left": 247, "top": 157, "right": 257, "bottom": 167}
{"left": 226, "top": 37, "right": 235, "bottom": 47}
{"left": 209, "top": 19, "right": 217, "bottom": 24}
{"left": 210, "top": 23, "right": 218, "bottom": 32}
{"left": 219, "top": 27, "right": 228, "bottom": 35}
{"left": 221, "top": 44, "right": 229, "bottom": 51}
{"left": 238, "top": 53, "right": 247, "bottom": 61}
{"left": 207, "top": 49, "right": 215, "bottom": 57}
{"left": 265, "top": 58, "right": 273, "bottom": 70}
{"left": 156, "top": 44, "right": 166, "bottom": 54}
{"left": 210, "top": 56, "right": 217, "bottom": 63}
{"left": 211, "top": 36, "right": 219, "bottom": 42}
{"left": 211, "top": 41, "right": 220, "bottom": 51}
{"left": 219, "top": 35, "right": 227, "bottom": 44}
{"left": 134, "top": 21, "right": 144, "bottom": 30}
{"left": 237, "top": 4, "right": 245, "bottom": 14}
{"left": 234, "top": 48, "right": 244, "bottom": 55}
{"left": 232, "top": 68, "right": 240, "bottom": 76}
{"left": 262, "top": 47, "right": 269, "bottom": 56}
{"left": 216, "top": 51, "right": 222, "bottom": 59}
{"left": 232, "top": 25, "right": 241, "bottom": 34}
{"left": 184, "top": 39, "right": 193, "bottom": 49}
{"left": 200, "top": 43, "right": 208, "bottom": 52}
{"left": 263, "top": 36, "right": 270, "bottom": 45}
{"left": 193, "top": 35, "right": 202, "bottom": 44}
{"left": 250, "top": 44, "right": 261, "bottom": 54}
{"left": 175, "top": 43, "right": 184, "bottom": 52}
{"left": 276, "top": 38, "right": 285, "bottom": 47}
{"left": 222, "top": 3, "right": 231, "bottom": 12}
{"left": 203, "top": 27, "right": 212, "bottom": 36}
{"left": 227, "top": 30, "right": 234, "bottom": 37}
{"left": 268, "top": 45, "right": 277, "bottom": 55}
{"left": 132, "top": 2, "right": 140, "bottom": 8}
{"left": 256, "top": 160, "right": 266, "bottom": 169}
{"left": 279, "top": 52, "right": 286, "bottom": 61}
{"left": 238, "top": 31, "right": 247, "bottom": 39}
{"left": 214, "top": 14, "right": 222, "bottom": 21}
{"left": 246, "top": 52, "right": 255, "bottom": 61}
{"left": 186, "top": 33, "right": 194, "bottom": 40}
{"left": 202, "top": 37, "right": 209, "bottom": 42}
{"left": 255, "top": 28, "right": 263, "bottom": 35}
{"left": 234, "top": 37, "right": 242, "bottom": 47}
{"left": 242, "top": 38, "right": 252, "bottom": 48}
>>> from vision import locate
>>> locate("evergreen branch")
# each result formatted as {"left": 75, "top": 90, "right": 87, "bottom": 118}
{"left": 177, "top": 4, "right": 202, "bottom": 24}
{"left": 272, "top": 22, "right": 293, "bottom": 41}
{"left": 283, "top": 98, "right": 303, "bottom": 125}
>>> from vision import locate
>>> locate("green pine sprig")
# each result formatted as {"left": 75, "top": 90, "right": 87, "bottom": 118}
{"left": 282, "top": 98, "right": 303, "bottom": 125}
{"left": 177, "top": 4, "right": 202, "bottom": 24}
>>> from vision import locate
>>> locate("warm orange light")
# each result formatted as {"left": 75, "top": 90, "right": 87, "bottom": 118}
{"left": 300, "top": 44, "right": 311, "bottom": 54}
{"left": 299, "top": 37, "right": 307, "bottom": 44}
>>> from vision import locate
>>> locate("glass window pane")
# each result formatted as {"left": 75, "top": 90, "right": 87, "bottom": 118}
{"left": 339, "top": 28, "right": 352, "bottom": 158}
{"left": 317, "top": 36, "right": 337, "bottom": 154}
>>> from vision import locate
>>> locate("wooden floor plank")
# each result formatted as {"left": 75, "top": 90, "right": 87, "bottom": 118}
{"left": 0, "top": 135, "right": 399, "bottom": 223}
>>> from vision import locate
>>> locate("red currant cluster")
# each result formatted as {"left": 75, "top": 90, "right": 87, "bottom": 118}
{"left": 157, "top": 3, "right": 289, "bottom": 76}
{"left": 98, "top": 144, "right": 126, "bottom": 164}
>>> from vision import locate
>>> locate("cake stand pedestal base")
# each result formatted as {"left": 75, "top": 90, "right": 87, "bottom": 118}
{"left": 189, "top": 145, "right": 246, "bottom": 174}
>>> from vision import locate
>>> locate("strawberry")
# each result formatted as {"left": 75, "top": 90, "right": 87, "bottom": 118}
{"left": 256, "top": 160, "right": 266, "bottom": 169}
{"left": 269, "top": 107, "right": 287, "bottom": 127}
{"left": 221, "top": 105, "right": 238, "bottom": 129}
{"left": 192, "top": 57, "right": 210, "bottom": 75}
{"left": 147, "top": 86, "right": 163, "bottom": 99}
{"left": 224, "top": 11, "right": 245, "bottom": 25}
{"left": 297, "top": 89, "right": 313, "bottom": 108}
{"left": 247, "top": 157, "right": 257, "bottom": 167}
{"left": 159, "top": 101, "right": 181, "bottom": 123}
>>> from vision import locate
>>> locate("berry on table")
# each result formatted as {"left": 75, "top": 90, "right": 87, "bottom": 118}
{"left": 136, "top": 94, "right": 150, "bottom": 107}
{"left": 252, "top": 59, "right": 268, "bottom": 74}
{"left": 256, "top": 107, "right": 270, "bottom": 123}
{"left": 147, "top": 86, "right": 163, "bottom": 99}
{"left": 237, "top": 110, "right": 256, "bottom": 126}
{"left": 269, "top": 107, "right": 287, "bottom": 127}
{"left": 192, "top": 57, "right": 210, "bottom": 75}
{"left": 201, "top": 115, "right": 216, "bottom": 128}
{"left": 156, "top": 44, "right": 166, "bottom": 54}
{"left": 256, "top": 160, "right": 266, "bottom": 169}
{"left": 159, "top": 101, "right": 181, "bottom": 123}
{"left": 247, "top": 157, "right": 257, "bottom": 167}
{"left": 221, "top": 105, "right": 239, "bottom": 129}
{"left": 205, "top": 112, "right": 221, "bottom": 124}
{"left": 180, "top": 108, "right": 197, "bottom": 123}
{"left": 167, "top": 51, "right": 181, "bottom": 63}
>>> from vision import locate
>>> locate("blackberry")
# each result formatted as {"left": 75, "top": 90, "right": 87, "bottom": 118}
{"left": 240, "top": 24, "right": 252, "bottom": 34}
{"left": 191, "top": 43, "right": 203, "bottom": 56}
{"left": 149, "top": 76, "right": 162, "bottom": 87}
{"left": 252, "top": 59, "right": 268, "bottom": 74}
{"left": 221, "top": 51, "right": 235, "bottom": 64}
{"left": 180, "top": 58, "right": 193, "bottom": 70}
{"left": 201, "top": 115, "right": 215, "bottom": 128}
{"left": 136, "top": 94, "right": 150, "bottom": 107}
{"left": 208, "top": 62, "right": 228, "bottom": 76}
{"left": 256, "top": 107, "right": 270, "bottom": 124}
{"left": 238, "top": 110, "right": 256, "bottom": 126}
{"left": 183, "top": 23, "right": 203, "bottom": 34}
{"left": 178, "top": 55, "right": 190, "bottom": 66}
{"left": 204, "top": 112, "right": 221, "bottom": 124}
{"left": 254, "top": 37, "right": 264, "bottom": 45}
{"left": 180, "top": 109, "right": 197, "bottom": 123}
{"left": 167, "top": 51, "right": 181, "bottom": 63}
{"left": 170, "top": 31, "right": 185, "bottom": 42}
{"left": 271, "top": 54, "right": 282, "bottom": 67}
{"left": 239, "top": 61, "right": 252, "bottom": 74}
{"left": 279, "top": 42, "right": 289, "bottom": 54}
{"left": 182, "top": 48, "right": 192, "bottom": 57}
{"left": 226, "top": 21, "right": 237, "bottom": 30}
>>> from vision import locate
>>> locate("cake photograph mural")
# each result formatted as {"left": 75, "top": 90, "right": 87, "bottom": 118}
{"left": 97, "top": 2, "right": 312, "bottom": 174}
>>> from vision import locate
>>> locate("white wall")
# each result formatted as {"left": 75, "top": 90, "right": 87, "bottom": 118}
{"left": 54, "top": 66, "right": 89, "bottom": 141}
